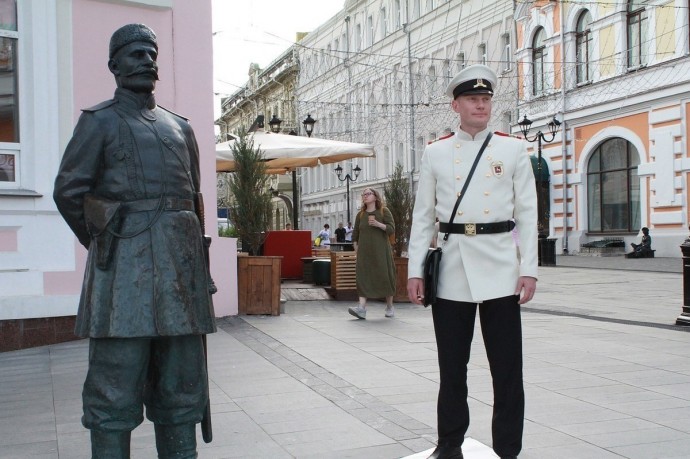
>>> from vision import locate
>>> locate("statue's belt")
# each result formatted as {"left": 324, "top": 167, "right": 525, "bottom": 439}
{"left": 121, "top": 197, "right": 194, "bottom": 213}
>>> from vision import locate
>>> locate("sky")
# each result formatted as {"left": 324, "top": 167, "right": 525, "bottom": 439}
{"left": 211, "top": 0, "right": 344, "bottom": 118}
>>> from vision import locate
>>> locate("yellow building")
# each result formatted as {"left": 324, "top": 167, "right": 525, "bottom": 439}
{"left": 515, "top": 0, "right": 690, "bottom": 256}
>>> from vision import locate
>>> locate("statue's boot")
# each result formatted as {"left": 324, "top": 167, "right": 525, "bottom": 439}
{"left": 154, "top": 423, "right": 198, "bottom": 459}
{"left": 90, "top": 430, "right": 131, "bottom": 459}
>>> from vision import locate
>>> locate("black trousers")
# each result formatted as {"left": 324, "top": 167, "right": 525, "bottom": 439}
{"left": 82, "top": 335, "right": 208, "bottom": 432}
{"left": 432, "top": 295, "right": 524, "bottom": 457}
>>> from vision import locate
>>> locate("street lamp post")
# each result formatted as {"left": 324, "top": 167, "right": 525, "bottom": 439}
{"left": 334, "top": 164, "right": 361, "bottom": 224}
{"left": 268, "top": 114, "right": 282, "bottom": 133}
{"left": 518, "top": 115, "right": 561, "bottom": 265}
{"left": 267, "top": 115, "right": 300, "bottom": 230}
{"left": 302, "top": 114, "right": 316, "bottom": 138}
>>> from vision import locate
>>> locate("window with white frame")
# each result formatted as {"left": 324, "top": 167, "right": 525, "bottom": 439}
{"left": 355, "top": 23, "right": 362, "bottom": 51}
{"left": 395, "top": 80, "right": 403, "bottom": 106}
{"left": 380, "top": 7, "right": 387, "bottom": 38}
{"left": 367, "top": 15, "right": 374, "bottom": 47}
{"left": 381, "top": 145, "right": 389, "bottom": 175}
{"left": 396, "top": 141, "right": 404, "bottom": 166}
{"left": 394, "top": 0, "right": 402, "bottom": 29}
{"left": 415, "top": 135, "right": 424, "bottom": 168}
{"left": 501, "top": 33, "right": 511, "bottom": 71}
{"left": 532, "top": 28, "right": 546, "bottom": 97}
{"left": 443, "top": 59, "right": 451, "bottom": 85}
{"left": 456, "top": 51, "right": 466, "bottom": 71}
{"left": 501, "top": 111, "right": 511, "bottom": 134}
{"left": 412, "top": 0, "right": 421, "bottom": 20}
{"left": 0, "top": 0, "right": 18, "bottom": 184}
{"left": 478, "top": 43, "right": 487, "bottom": 65}
{"left": 576, "top": 10, "right": 593, "bottom": 83}
{"left": 587, "top": 138, "right": 641, "bottom": 232}
{"left": 627, "top": 0, "right": 648, "bottom": 68}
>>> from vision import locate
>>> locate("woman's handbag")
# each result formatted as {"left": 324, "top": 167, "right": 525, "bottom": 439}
{"left": 422, "top": 133, "right": 493, "bottom": 307}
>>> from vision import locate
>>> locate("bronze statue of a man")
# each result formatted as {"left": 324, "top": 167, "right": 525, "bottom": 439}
{"left": 54, "top": 24, "right": 216, "bottom": 458}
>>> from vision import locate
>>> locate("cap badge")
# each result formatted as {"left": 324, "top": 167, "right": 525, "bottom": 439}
{"left": 474, "top": 79, "right": 488, "bottom": 89}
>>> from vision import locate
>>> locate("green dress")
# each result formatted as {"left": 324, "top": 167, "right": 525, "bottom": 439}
{"left": 353, "top": 207, "right": 397, "bottom": 298}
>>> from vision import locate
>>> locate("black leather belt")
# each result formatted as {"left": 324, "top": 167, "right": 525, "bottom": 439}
{"left": 122, "top": 197, "right": 194, "bottom": 213}
{"left": 439, "top": 220, "right": 515, "bottom": 236}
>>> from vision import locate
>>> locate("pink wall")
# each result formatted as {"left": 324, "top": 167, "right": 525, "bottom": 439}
{"left": 0, "top": 227, "right": 17, "bottom": 251}
{"left": 69, "top": 0, "right": 237, "bottom": 315}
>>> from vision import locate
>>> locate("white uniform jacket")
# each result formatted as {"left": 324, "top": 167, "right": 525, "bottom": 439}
{"left": 408, "top": 127, "right": 538, "bottom": 303}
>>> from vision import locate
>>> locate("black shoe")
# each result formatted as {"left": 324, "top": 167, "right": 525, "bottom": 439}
{"left": 426, "top": 444, "right": 464, "bottom": 459}
{"left": 501, "top": 456, "right": 518, "bottom": 459}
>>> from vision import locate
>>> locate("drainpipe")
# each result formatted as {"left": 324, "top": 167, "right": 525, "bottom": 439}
{"left": 405, "top": 20, "right": 416, "bottom": 174}
{"left": 559, "top": 0, "right": 569, "bottom": 253}
{"left": 345, "top": 15, "right": 353, "bottom": 143}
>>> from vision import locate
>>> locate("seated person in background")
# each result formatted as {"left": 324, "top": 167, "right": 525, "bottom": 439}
{"left": 629, "top": 227, "right": 652, "bottom": 257}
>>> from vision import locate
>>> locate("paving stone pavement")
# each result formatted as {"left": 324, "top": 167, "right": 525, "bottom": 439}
{"left": 1, "top": 256, "right": 690, "bottom": 458}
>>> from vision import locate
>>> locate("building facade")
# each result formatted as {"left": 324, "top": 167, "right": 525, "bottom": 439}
{"left": 294, "top": 0, "right": 518, "bottom": 235}
{"left": 0, "top": 0, "right": 236, "bottom": 351}
{"left": 215, "top": 47, "right": 300, "bottom": 230}
{"left": 515, "top": 0, "right": 690, "bottom": 256}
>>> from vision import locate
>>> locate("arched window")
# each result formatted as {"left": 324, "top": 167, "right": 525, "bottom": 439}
{"left": 587, "top": 138, "right": 641, "bottom": 233}
{"left": 627, "top": 0, "right": 648, "bottom": 68}
{"left": 532, "top": 28, "right": 546, "bottom": 96}
{"left": 576, "top": 10, "right": 592, "bottom": 84}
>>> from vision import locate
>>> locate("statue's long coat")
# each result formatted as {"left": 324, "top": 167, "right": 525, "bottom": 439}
{"left": 54, "top": 88, "right": 216, "bottom": 338}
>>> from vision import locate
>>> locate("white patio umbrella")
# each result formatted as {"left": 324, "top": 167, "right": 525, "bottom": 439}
{"left": 216, "top": 130, "right": 376, "bottom": 229}
{"left": 215, "top": 130, "right": 375, "bottom": 172}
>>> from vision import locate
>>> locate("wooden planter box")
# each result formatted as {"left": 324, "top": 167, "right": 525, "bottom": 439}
{"left": 237, "top": 256, "right": 282, "bottom": 315}
{"left": 327, "top": 253, "right": 409, "bottom": 302}
{"left": 394, "top": 257, "right": 410, "bottom": 303}
{"left": 327, "top": 251, "right": 358, "bottom": 301}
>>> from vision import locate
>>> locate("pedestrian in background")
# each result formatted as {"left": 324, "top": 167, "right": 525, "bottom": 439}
{"left": 335, "top": 222, "right": 347, "bottom": 242}
{"left": 349, "top": 188, "right": 397, "bottom": 319}
{"left": 407, "top": 64, "right": 538, "bottom": 459}
{"left": 344, "top": 221, "right": 353, "bottom": 242}
{"left": 316, "top": 223, "right": 331, "bottom": 247}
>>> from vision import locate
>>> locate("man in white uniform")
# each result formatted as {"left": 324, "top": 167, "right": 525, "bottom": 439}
{"left": 407, "top": 64, "right": 538, "bottom": 459}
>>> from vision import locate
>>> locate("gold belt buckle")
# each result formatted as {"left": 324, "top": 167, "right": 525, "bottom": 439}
{"left": 464, "top": 223, "right": 476, "bottom": 236}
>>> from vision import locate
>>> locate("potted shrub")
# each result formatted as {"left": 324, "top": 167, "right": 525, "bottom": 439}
{"left": 225, "top": 129, "right": 281, "bottom": 315}
{"left": 383, "top": 161, "right": 414, "bottom": 302}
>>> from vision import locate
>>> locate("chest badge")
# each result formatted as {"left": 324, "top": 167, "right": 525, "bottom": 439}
{"left": 492, "top": 161, "right": 504, "bottom": 177}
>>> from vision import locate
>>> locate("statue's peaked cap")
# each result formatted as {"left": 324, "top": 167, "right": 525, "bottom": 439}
{"left": 109, "top": 24, "right": 157, "bottom": 58}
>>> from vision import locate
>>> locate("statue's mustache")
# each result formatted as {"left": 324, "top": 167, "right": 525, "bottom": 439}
{"left": 122, "top": 68, "right": 159, "bottom": 79}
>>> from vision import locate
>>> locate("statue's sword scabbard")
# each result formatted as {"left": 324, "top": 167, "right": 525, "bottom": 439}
{"left": 195, "top": 192, "right": 215, "bottom": 444}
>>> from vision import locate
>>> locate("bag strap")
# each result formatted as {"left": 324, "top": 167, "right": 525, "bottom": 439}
{"left": 441, "top": 132, "right": 493, "bottom": 244}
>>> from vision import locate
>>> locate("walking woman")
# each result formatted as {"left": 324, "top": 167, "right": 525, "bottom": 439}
{"left": 348, "top": 188, "right": 397, "bottom": 319}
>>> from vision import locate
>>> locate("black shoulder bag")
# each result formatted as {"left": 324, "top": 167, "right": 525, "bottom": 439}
{"left": 423, "top": 132, "right": 493, "bottom": 306}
